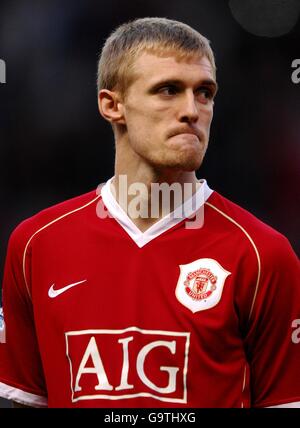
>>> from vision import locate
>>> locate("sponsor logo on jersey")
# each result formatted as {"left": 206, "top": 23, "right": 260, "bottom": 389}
{"left": 65, "top": 327, "right": 190, "bottom": 404}
{"left": 176, "top": 258, "right": 231, "bottom": 313}
{"left": 0, "top": 307, "right": 6, "bottom": 343}
{"left": 48, "top": 279, "right": 87, "bottom": 298}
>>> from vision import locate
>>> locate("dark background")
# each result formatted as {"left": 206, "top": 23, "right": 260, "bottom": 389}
{"left": 0, "top": 0, "right": 299, "bottom": 408}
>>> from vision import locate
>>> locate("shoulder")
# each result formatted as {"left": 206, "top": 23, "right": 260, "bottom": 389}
{"left": 206, "top": 191, "right": 299, "bottom": 325}
{"left": 7, "top": 189, "right": 101, "bottom": 255}
{"left": 206, "top": 191, "right": 298, "bottom": 264}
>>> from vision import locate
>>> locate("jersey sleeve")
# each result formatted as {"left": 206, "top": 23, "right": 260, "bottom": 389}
{"left": 244, "top": 234, "right": 300, "bottom": 408}
{"left": 0, "top": 224, "right": 48, "bottom": 407}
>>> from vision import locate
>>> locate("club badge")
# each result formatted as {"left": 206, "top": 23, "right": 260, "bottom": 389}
{"left": 176, "top": 258, "right": 231, "bottom": 313}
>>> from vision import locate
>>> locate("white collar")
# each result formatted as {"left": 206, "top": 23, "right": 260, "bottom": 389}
{"left": 101, "top": 177, "right": 213, "bottom": 248}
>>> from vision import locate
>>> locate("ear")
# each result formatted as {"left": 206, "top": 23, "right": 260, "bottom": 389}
{"left": 98, "top": 89, "right": 125, "bottom": 125}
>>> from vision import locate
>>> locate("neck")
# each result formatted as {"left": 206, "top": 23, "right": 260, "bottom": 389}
{"left": 111, "top": 147, "right": 201, "bottom": 232}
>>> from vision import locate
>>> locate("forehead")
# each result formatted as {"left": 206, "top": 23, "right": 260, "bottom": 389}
{"left": 130, "top": 51, "right": 215, "bottom": 87}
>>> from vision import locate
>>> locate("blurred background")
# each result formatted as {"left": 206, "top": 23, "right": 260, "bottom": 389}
{"left": 0, "top": 0, "right": 299, "bottom": 408}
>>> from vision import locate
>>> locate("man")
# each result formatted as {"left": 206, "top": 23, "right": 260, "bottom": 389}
{"left": 0, "top": 17, "right": 299, "bottom": 408}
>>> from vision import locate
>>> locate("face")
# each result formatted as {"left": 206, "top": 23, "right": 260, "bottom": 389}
{"left": 118, "top": 52, "right": 217, "bottom": 172}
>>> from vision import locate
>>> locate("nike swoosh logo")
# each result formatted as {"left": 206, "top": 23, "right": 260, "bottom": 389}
{"left": 48, "top": 280, "right": 87, "bottom": 298}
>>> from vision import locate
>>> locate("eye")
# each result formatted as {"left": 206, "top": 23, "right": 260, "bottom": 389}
{"left": 197, "top": 87, "right": 214, "bottom": 102}
{"left": 158, "top": 85, "right": 178, "bottom": 96}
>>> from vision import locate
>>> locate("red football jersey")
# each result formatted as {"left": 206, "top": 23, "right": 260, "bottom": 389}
{"left": 0, "top": 179, "right": 299, "bottom": 408}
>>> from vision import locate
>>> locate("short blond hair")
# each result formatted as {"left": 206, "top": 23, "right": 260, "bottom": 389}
{"left": 97, "top": 17, "right": 216, "bottom": 96}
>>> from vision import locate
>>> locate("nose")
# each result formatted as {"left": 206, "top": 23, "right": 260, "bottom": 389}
{"left": 178, "top": 91, "right": 199, "bottom": 123}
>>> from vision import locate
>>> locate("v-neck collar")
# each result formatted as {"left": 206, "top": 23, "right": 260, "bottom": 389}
{"left": 101, "top": 177, "right": 213, "bottom": 248}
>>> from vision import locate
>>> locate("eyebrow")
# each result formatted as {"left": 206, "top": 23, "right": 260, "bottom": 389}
{"left": 149, "top": 78, "right": 218, "bottom": 94}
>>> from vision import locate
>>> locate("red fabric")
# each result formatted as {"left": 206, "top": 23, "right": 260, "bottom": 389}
{"left": 0, "top": 188, "right": 299, "bottom": 407}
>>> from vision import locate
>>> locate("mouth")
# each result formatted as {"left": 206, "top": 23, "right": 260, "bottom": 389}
{"left": 168, "top": 132, "right": 201, "bottom": 145}
{"left": 169, "top": 129, "right": 202, "bottom": 141}
{"left": 175, "top": 132, "right": 199, "bottom": 139}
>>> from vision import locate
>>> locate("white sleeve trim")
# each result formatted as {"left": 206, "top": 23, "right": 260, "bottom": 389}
{"left": 0, "top": 381, "right": 47, "bottom": 407}
{"left": 266, "top": 401, "right": 300, "bottom": 408}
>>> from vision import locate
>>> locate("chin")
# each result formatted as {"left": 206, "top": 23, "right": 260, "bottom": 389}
{"left": 157, "top": 157, "right": 202, "bottom": 172}
{"left": 179, "top": 159, "right": 202, "bottom": 171}
{"left": 175, "top": 151, "right": 204, "bottom": 171}
{"left": 148, "top": 147, "right": 205, "bottom": 172}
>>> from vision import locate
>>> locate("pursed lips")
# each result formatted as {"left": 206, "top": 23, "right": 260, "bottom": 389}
{"left": 169, "top": 129, "right": 202, "bottom": 141}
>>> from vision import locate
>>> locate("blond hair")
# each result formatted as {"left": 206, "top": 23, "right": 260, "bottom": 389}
{"left": 97, "top": 17, "right": 216, "bottom": 96}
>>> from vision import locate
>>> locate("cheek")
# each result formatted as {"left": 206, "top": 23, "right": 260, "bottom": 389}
{"left": 127, "top": 110, "right": 165, "bottom": 143}
{"left": 126, "top": 105, "right": 158, "bottom": 129}
{"left": 201, "top": 107, "right": 214, "bottom": 129}
{"left": 125, "top": 111, "right": 156, "bottom": 152}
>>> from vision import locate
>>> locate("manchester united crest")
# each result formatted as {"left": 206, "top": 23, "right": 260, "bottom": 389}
{"left": 176, "top": 258, "right": 231, "bottom": 313}
{"left": 184, "top": 268, "right": 217, "bottom": 300}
